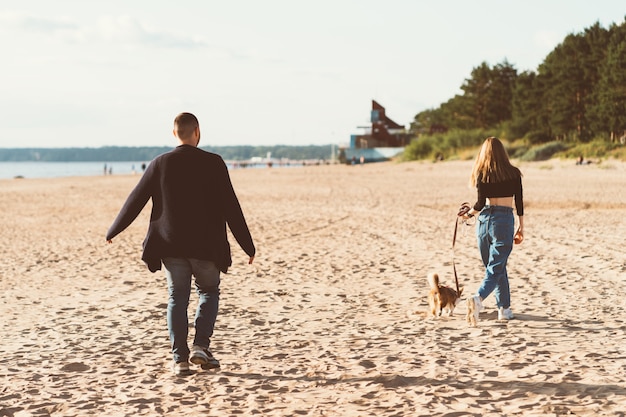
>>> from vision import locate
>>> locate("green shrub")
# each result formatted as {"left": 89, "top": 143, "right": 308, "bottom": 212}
{"left": 608, "top": 146, "right": 626, "bottom": 160}
{"left": 525, "top": 131, "right": 552, "bottom": 144}
{"left": 555, "top": 139, "right": 619, "bottom": 159}
{"left": 402, "top": 137, "right": 436, "bottom": 160}
{"left": 400, "top": 128, "right": 626, "bottom": 162}
{"left": 441, "top": 128, "right": 501, "bottom": 149}
{"left": 507, "top": 139, "right": 529, "bottom": 159}
{"left": 518, "top": 141, "right": 570, "bottom": 161}
{"left": 402, "top": 129, "right": 503, "bottom": 161}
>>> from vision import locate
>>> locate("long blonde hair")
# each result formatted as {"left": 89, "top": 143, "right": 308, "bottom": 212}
{"left": 469, "top": 137, "right": 521, "bottom": 187}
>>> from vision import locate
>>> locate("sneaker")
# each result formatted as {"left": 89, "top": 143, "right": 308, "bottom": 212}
{"left": 498, "top": 307, "right": 515, "bottom": 320}
{"left": 190, "top": 345, "right": 220, "bottom": 369}
{"left": 172, "top": 361, "right": 191, "bottom": 376}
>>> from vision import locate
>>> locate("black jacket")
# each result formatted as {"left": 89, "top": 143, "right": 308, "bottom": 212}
{"left": 106, "top": 145, "right": 255, "bottom": 273}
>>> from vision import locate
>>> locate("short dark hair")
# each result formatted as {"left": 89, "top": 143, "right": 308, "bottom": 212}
{"left": 174, "top": 112, "right": 199, "bottom": 140}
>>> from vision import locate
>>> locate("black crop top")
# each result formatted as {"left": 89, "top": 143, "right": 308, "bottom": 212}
{"left": 473, "top": 177, "right": 524, "bottom": 216}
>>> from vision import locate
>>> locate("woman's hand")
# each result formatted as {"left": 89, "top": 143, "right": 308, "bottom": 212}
{"left": 457, "top": 202, "right": 472, "bottom": 219}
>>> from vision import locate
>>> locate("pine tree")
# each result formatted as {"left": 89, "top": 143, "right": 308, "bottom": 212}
{"left": 591, "top": 19, "right": 626, "bottom": 142}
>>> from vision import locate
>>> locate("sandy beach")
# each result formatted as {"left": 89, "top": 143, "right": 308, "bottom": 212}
{"left": 1, "top": 158, "right": 625, "bottom": 416}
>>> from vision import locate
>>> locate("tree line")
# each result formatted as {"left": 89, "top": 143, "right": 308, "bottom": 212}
{"left": 409, "top": 18, "right": 626, "bottom": 159}
{"left": 3, "top": 19, "right": 624, "bottom": 163}
{"left": 0, "top": 145, "right": 334, "bottom": 162}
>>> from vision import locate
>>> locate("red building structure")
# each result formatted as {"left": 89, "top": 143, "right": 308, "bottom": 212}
{"left": 342, "top": 100, "right": 411, "bottom": 163}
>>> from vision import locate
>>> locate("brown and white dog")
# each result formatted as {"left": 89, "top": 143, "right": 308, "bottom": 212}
{"left": 427, "top": 272, "right": 463, "bottom": 317}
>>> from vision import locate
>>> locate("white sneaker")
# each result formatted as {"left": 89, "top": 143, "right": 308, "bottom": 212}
{"left": 172, "top": 361, "right": 191, "bottom": 376}
{"left": 190, "top": 345, "right": 210, "bottom": 365}
{"left": 190, "top": 345, "right": 220, "bottom": 369}
{"left": 498, "top": 307, "right": 515, "bottom": 320}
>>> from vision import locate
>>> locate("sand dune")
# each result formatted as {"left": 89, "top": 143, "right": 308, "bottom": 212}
{"left": 1, "top": 158, "right": 625, "bottom": 416}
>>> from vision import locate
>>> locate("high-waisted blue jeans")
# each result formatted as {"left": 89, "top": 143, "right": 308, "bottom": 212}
{"left": 163, "top": 257, "right": 221, "bottom": 363}
{"left": 476, "top": 206, "right": 515, "bottom": 309}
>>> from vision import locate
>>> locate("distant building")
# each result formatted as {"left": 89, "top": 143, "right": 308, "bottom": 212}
{"left": 341, "top": 100, "right": 412, "bottom": 163}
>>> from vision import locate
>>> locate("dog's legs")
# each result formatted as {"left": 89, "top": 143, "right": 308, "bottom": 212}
{"left": 466, "top": 298, "right": 477, "bottom": 327}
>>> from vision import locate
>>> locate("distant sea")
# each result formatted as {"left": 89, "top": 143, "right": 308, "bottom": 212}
{"left": 0, "top": 161, "right": 149, "bottom": 179}
{"left": 0, "top": 160, "right": 296, "bottom": 179}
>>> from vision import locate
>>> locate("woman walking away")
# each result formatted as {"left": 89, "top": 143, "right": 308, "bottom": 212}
{"left": 461, "top": 137, "right": 524, "bottom": 325}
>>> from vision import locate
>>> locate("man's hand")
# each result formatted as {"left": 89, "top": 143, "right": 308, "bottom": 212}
{"left": 248, "top": 256, "right": 255, "bottom": 264}
{"left": 107, "top": 239, "right": 113, "bottom": 244}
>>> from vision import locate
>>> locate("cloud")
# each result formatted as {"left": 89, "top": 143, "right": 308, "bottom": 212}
{"left": 0, "top": 11, "right": 79, "bottom": 37}
{"left": 94, "top": 15, "right": 208, "bottom": 48}
{"left": 19, "top": 15, "right": 78, "bottom": 32}
{"left": 0, "top": 11, "right": 208, "bottom": 49}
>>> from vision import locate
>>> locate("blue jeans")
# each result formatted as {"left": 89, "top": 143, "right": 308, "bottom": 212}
{"left": 476, "top": 206, "right": 514, "bottom": 309}
{"left": 163, "top": 257, "right": 221, "bottom": 363}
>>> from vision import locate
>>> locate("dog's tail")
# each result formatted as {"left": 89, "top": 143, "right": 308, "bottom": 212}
{"left": 427, "top": 273, "right": 440, "bottom": 293}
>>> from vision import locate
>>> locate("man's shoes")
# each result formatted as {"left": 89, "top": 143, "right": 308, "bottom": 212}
{"left": 172, "top": 361, "right": 191, "bottom": 376}
{"left": 190, "top": 345, "right": 220, "bottom": 369}
{"left": 498, "top": 307, "right": 515, "bottom": 320}
{"left": 190, "top": 345, "right": 209, "bottom": 365}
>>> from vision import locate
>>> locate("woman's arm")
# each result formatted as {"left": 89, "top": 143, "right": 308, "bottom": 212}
{"left": 514, "top": 215, "right": 524, "bottom": 244}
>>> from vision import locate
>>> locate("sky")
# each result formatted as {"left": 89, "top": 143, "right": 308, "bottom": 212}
{"left": 0, "top": 1, "right": 624, "bottom": 149}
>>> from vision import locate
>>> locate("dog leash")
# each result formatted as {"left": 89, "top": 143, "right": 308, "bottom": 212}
{"left": 452, "top": 202, "right": 472, "bottom": 296}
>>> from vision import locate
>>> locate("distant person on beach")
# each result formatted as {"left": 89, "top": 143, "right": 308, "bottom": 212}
{"left": 106, "top": 112, "right": 256, "bottom": 376}
{"left": 576, "top": 155, "right": 592, "bottom": 165}
{"left": 460, "top": 137, "right": 524, "bottom": 325}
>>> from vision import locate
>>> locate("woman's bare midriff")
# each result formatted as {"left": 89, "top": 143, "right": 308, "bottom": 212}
{"left": 487, "top": 197, "right": 514, "bottom": 208}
